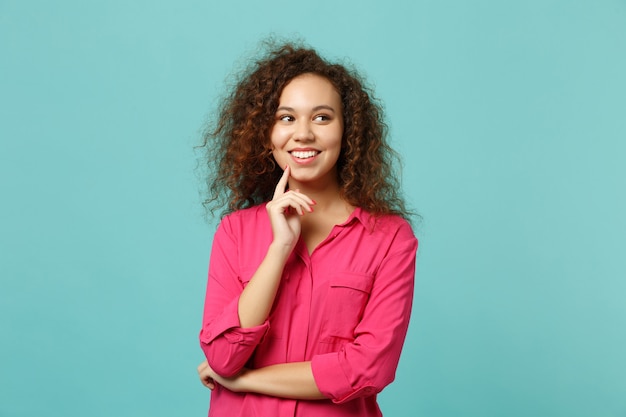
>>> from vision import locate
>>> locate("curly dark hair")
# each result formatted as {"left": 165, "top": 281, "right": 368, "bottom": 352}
{"left": 200, "top": 40, "right": 411, "bottom": 219}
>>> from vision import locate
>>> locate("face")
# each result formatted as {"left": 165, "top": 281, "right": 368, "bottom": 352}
{"left": 270, "top": 73, "right": 344, "bottom": 188}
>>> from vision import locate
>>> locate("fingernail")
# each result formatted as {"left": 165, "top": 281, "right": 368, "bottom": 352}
{"left": 311, "top": 199, "right": 317, "bottom": 205}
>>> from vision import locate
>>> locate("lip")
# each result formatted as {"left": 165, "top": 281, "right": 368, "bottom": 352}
{"left": 288, "top": 148, "right": 321, "bottom": 165}
{"left": 288, "top": 147, "right": 321, "bottom": 152}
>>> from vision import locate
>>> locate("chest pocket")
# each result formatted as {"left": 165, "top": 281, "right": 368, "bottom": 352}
{"left": 320, "top": 272, "right": 374, "bottom": 342}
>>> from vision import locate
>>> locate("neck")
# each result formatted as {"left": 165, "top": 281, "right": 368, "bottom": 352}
{"left": 288, "top": 178, "right": 353, "bottom": 218}
{"left": 288, "top": 175, "right": 338, "bottom": 201}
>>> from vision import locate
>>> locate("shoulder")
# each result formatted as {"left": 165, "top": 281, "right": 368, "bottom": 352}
{"left": 350, "top": 210, "right": 418, "bottom": 258}
{"left": 358, "top": 210, "right": 416, "bottom": 241}
{"left": 217, "top": 204, "right": 269, "bottom": 233}
{"left": 223, "top": 203, "right": 268, "bottom": 221}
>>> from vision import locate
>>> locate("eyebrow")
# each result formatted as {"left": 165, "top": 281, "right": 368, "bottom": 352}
{"left": 276, "top": 105, "right": 337, "bottom": 113}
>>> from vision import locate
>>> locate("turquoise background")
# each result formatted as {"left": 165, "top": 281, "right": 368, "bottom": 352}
{"left": 1, "top": 1, "right": 625, "bottom": 416}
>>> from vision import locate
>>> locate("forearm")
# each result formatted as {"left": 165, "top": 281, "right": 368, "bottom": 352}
{"left": 233, "top": 362, "right": 326, "bottom": 400}
{"left": 238, "top": 166, "right": 312, "bottom": 328}
{"left": 238, "top": 242, "right": 292, "bottom": 328}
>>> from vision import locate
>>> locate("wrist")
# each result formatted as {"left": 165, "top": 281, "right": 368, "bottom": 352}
{"left": 268, "top": 241, "right": 295, "bottom": 259}
{"left": 233, "top": 368, "right": 254, "bottom": 393}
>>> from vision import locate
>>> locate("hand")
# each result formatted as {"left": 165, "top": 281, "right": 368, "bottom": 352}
{"left": 197, "top": 360, "right": 249, "bottom": 392}
{"left": 265, "top": 166, "right": 315, "bottom": 251}
{"left": 197, "top": 360, "right": 217, "bottom": 390}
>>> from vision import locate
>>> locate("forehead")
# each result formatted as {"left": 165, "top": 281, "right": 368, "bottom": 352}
{"left": 279, "top": 74, "right": 341, "bottom": 107}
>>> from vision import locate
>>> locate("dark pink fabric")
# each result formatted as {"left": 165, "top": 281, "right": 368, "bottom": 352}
{"left": 200, "top": 204, "right": 417, "bottom": 417}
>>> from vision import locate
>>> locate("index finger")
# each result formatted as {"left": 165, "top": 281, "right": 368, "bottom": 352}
{"left": 273, "top": 165, "right": 290, "bottom": 198}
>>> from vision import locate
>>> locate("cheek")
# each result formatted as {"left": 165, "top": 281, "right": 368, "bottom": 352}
{"left": 271, "top": 148, "right": 287, "bottom": 166}
{"left": 269, "top": 127, "right": 286, "bottom": 149}
{"left": 331, "top": 131, "right": 344, "bottom": 153}
{"left": 271, "top": 148, "right": 279, "bottom": 160}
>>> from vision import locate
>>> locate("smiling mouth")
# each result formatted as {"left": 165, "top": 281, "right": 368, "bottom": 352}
{"left": 290, "top": 150, "right": 319, "bottom": 159}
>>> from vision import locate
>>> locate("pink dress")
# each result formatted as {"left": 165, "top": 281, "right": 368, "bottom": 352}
{"left": 200, "top": 204, "right": 418, "bottom": 416}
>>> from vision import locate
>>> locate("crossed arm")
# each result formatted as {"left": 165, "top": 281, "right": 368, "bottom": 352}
{"left": 198, "top": 166, "right": 324, "bottom": 400}
{"left": 197, "top": 360, "right": 325, "bottom": 400}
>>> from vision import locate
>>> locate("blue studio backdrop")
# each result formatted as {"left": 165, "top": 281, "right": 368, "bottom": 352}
{"left": 1, "top": 1, "right": 625, "bottom": 416}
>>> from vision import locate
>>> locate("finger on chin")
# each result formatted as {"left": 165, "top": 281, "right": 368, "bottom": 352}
{"left": 273, "top": 165, "right": 290, "bottom": 197}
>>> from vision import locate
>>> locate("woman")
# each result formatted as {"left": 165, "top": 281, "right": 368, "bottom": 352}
{"left": 197, "top": 41, "right": 418, "bottom": 417}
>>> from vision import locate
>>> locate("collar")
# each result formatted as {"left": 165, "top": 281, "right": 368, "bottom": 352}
{"left": 337, "top": 206, "right": 370, "bottom": 228}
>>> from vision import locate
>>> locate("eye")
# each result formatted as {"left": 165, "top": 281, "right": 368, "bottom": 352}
{"left": 313, "top": 114, "right": 331, "bottom": 122}
{"left": 277, "top": 114, "right": 294, "bottom": 122}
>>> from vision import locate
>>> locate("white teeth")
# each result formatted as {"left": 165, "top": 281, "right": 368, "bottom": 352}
{"left": 291, "top": 150, "right": 318, "bottom": 159}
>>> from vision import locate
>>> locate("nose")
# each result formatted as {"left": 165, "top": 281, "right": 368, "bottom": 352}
{"left": 292, "top": 120, "right": 314, "bottom": 141}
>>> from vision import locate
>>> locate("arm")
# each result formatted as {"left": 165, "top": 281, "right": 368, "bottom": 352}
{"left": 311, "top": 233, "right": 418, "bottom": 403}
{"left": 198, "top": 360, "right": 326, "bottom": 400}
{"left": 199, "top": 216, "right": 270, "bottom": 377}
{"left": 237, "top": 165, "right": 314, "bottom": 327}
{"left": 238, "top": 165, "right": 314, "bottom": 328}
{"left": 200, "top": 166, "right": 315, "bottom": 376}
